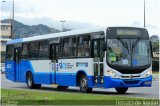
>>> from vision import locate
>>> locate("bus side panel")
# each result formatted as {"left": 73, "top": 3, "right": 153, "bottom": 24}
{"left": 87, "top": 76, "right": 94, "bottom": 88}
{"left": 34, "top": 72, "right": 51, "bottom": 84}
{"left": 56, "top": 73, "right": 77, "bottom": 86}
{"left": 5, "top": 60, "right": 15, "bottom": 82}
{"left": 30, "top": 60, "right": 52, "bottom": 85}
{"left": 19, "top": 60, "right": 34, "bottom": 83}
{"left": 56, "top": 58, "right": 94, "bottom": 87}
{"left": 18, "top": 60, "right": 52, "bottom": 84}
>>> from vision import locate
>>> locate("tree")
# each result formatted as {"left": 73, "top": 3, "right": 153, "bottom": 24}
{"left": 152, "top": 41, "right": 159, "bottom": 52}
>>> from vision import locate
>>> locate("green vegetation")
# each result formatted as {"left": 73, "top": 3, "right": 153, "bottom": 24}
{"left": 1, "top": 88, "right": 159, "bottom": 105}
{"left": 152, "top": 41, "right": 159, "bottom": 52}
{"left": 1, "top": 51, "right": 5, "bottom": 63}
{"left": 153, "top": 71, "right": 159, "bottom": 74}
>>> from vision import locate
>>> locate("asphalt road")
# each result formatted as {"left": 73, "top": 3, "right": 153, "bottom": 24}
{"left": 1, "top": 74, "right": 159, "bottom": 99}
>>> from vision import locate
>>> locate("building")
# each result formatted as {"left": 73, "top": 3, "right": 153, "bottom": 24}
{"left": 0, "top": 23, "right": 12, "bottom": 62}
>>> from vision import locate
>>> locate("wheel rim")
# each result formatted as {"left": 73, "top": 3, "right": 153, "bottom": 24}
{"left": 28, "top": 75, "right": 32, "bottom": 87}
{"left": 81, "top": 78, "right": 87, "bottom": 90}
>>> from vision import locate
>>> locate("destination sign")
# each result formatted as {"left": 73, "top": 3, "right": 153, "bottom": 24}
{"left": 116, "top": 29, "right": 141, "bottom": 36}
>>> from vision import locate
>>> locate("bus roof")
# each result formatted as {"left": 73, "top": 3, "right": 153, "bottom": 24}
{"left": 7, "top": 27, "right": 106, "bottom": 45}
{"left": 7, "top": 26, "right": 146, "bottom": 45}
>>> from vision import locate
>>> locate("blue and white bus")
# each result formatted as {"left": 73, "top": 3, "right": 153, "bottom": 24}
{"left": 5, "top": 27, "right": 152, "bottom": 93}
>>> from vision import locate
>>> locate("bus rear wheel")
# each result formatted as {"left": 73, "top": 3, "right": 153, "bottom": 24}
{"left": 79, "top": 75, "right": 92, "bottom": 93}
{"left": 26, "top": 72, "right": 41, "bottom": 89}
{"left": 115, "top": 88, "right": 128, "bottom": 94}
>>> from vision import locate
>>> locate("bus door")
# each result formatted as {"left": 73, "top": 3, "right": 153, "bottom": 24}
{"left": 14, "top": 47, "right": 21, "bottom": 82}
{"left": 50, "top": 43, "right": 59, "bottom": 83}
{"left": 92, "top": 39, "right": 104, "bottom": 85}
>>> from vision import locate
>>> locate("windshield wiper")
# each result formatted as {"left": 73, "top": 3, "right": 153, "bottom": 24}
{"left": 117, "top": 37, "right": 129, "bottom": 53}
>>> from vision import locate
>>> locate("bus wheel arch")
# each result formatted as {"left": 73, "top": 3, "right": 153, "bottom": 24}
{"left": 76, "top": 71, "right": 92, "bottom": 93}
{"left": 26, "top": 71, "right": 41, "bottom": 89}
{"left": 76, "top": 71, "right": 87, "bottom": 86}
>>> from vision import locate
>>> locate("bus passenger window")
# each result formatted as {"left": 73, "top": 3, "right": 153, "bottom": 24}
{"left": 69, "top": 37, "right": 76, "bottom": 57}
{"left": 28, "top": 42, "right": 39, "bottom": 59}
{"left": 63, "top": 37, "right": 76, "bottom": 57}
{"left": 39, "top": 40, "right": 49, "bottom": 59}
{"left": 6, "top": 45, "right": 14, "bottom": 60}
{"left": 77, "top": 35, "right": 90, "bottom": 57}
{"left": 63, "top": 38, "right": 70, "bottom": 57}
{"left": 22, "top": 43, "right": 28, "bottom": 59}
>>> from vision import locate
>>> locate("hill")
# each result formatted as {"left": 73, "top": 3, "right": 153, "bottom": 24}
{"left": 1, "top": 19, "right": 60, "bottom": 39}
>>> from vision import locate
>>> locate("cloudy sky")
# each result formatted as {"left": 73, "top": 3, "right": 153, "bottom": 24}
{"left": 1, "top": 0, "right": 160, "bottom": 36}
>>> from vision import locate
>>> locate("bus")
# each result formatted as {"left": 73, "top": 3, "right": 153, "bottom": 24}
{"left": 5, "top": 27, "right": 152, "bottom": 94}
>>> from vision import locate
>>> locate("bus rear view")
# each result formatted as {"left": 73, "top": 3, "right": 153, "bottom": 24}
{"left": 5, "top": 27, "right": 152, "bottom": 94}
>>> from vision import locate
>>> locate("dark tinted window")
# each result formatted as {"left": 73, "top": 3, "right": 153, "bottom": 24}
{"left": 22, "top": 43, "right": 28, "bottom": 59}
{"left": 77, "top": 35, "right": 90, "bottom": 57}
{"left": 63, "top": 37, "right": 76, "bottom": 57}
{"left": 28, "top": 42, "right": 39, "bottom": 59}
{"left": 6, "top": 45, "right": 14, "bottom": 60}
{"left": 69, "top": 37, "right": 76, "bottom": 57}
{"left": 63, "top": 38, "right": 70, "bottom": 57}
{"left": 39, "top": 40, "right": 49, "bottom": 59}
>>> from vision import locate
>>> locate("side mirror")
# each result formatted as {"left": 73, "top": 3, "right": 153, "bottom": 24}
{"left": 101, "top": 41, "right": 107, "bottom": 51}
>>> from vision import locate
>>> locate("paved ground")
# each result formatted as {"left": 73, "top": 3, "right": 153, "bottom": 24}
{"left": 1, "top": 74, "right": 159, "bottom": 99}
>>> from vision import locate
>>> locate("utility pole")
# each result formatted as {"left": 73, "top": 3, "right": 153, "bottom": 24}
{"left": 144, "top": 0, "right": 146, "bottom": 28}
{"left": 12, "top": 0, "right": 14, "bottom": 39}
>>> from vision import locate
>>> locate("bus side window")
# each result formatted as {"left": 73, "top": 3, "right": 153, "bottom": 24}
{"left": 70, "top": 37, "right": 76, "bottom": 57}
{"left": 6, "top": 45, "right": 14, "bottom": 60}
{"left": 77, "top": 35, "right": 90, "bottom": 57}
{"left": 28, "top": 42, "right": 39, "bottom": 59}
{"left": 22, "top": 43, "right": 28, "bottom": 59}
{"left": 63, "top": 38, "right": 70, "bottom": 57}
{"left": 39, "top": 40, "right": 49, "bottom": 59}
{"left": 62, "top": 37, "right": 77, "bottom": 58}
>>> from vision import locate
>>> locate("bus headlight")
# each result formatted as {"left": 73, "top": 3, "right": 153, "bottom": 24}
{"left": 141, "top": 70, "right": 152, "bottom": 78}
{"left": 107, "top": 70, "right": 120, "bottom": 78}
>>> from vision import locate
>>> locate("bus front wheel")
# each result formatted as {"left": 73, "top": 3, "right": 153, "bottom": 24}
{"left": 26, "top": 72, "right": 41, "bottom": 89}
{"left": 79, "top": 75, "right": 92, "bottom": 93}
{"left": 115, "top": 88, "right": 128, "bottom": 94}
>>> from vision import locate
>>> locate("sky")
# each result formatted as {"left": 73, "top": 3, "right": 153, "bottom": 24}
{"left": 1, "top": 0, "right": 160, "bottom": 36}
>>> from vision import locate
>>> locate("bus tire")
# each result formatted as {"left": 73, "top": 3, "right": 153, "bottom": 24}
{"left": 26, "top": 72, "right": 41, "bottom": 89}
{"left": 79, "top": 75, "right": 92, "bottom": 93}
{"left": 115, "top": 88, "right": 128, "bottom": 94}
{"left": 57, "top": 85, "right": 68, "bottom": 90}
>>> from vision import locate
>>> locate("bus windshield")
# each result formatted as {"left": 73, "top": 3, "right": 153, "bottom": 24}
{"left": 132, "top": 39, "right": 150, "bottom": 66}
{"left": 107, "top": 39, "right": 150, "bottom": 67}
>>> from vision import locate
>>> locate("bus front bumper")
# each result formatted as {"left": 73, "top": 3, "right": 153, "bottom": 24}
{"left": 104, "top": 75, "right": 152, "bottom": 88}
